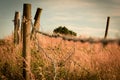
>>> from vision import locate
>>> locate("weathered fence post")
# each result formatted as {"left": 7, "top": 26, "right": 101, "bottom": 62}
{"left": 21, "top": 21, "right": 23, "bottom": 41}
{"left": 14, "top": 12, "right": 20, "bottom": 44}
{"left": 31, "top": 8, "right": 42, "bottom": 40}
{"left": 104, "top": 16, "right": 110, "bottom": 39}
{"left": 22, "top": 3, "right": 31, "bottom": 80}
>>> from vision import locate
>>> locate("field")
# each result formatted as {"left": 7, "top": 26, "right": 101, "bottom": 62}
{"left": 0, "top": 34, "right": 120, "bottom": 80}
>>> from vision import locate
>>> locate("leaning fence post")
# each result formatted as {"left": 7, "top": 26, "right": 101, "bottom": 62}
{"left": 104, "top": 16, "right": 110, "bottom": 39}
{"left": 31, "top": 8, "right": 42, "bottom": 40}
{"left": 14, "top": 11, "right": 20, "bottom": 44}
{"left": 22, "top": 3, "right": 31, "bottom": 80}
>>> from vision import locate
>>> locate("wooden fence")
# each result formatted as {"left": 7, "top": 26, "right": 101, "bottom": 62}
{"left": 13, "top": 4, "right": 42, "bottom": 80}
{"left": 13, "top": 3, "right": 112, "bottom": 80}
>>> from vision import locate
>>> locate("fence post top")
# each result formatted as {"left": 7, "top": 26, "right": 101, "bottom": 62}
{"left": 23, "top": 3, "right": 31, "bottom": 6}
{"left": 34, "top": 8, "right": 42, "bottom": 20}
{"left": 107, "top": 16, "right": 110, "bottom": 18}
{"left": 37, "top": 8, "right": 42, "bottom": 10}
{"left": 14, "top": 11, "right": 20, "bottom": 19}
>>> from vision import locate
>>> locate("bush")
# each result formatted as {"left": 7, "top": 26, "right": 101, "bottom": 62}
{"left": 53, "top": 26, "right": 77, "bottom": 36}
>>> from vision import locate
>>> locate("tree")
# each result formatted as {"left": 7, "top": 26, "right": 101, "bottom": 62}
{"left": 53, "top": 26, "right": 77, "bottom": 36}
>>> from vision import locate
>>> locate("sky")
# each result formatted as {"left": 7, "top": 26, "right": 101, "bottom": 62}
{"left": 0, "top": 0, "right": 120, "bottom": 39}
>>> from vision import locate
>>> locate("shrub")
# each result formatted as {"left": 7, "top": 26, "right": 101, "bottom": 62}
{"left": 53, "top": 26, "right": 77, "bottom": 36}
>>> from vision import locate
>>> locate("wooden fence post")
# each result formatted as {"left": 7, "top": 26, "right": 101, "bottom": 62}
{"left": 104, "top": 16, "right": 110, "bottom": 39}
{"left": 21, "top": 20, "right": 23, "bottom": 41}
{"left": 22, "top": 3, "right": 31, "bottom": 80}
{"left": 14, "top": 12, "right": 20, "bottom": 44}
{"left": 31, "top": 8, "right": 42, "bottom": 40}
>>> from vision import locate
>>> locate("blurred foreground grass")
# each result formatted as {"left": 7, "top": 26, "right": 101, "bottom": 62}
{"left": 0, "top": 35, "right": 120, "bottom": 80}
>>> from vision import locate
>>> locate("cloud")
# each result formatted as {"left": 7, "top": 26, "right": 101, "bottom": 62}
{"left": 38, "top": 0, "right": 95, "bottom": 11}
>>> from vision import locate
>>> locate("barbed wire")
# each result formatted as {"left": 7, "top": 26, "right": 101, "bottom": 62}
{"left": 20, "top": 16, "right": 120, "bottom": 80}
{"left": 19, "top": 15, "right": 92, "bottom": 80}
{"left": 29, "top": 20, "right": 86, "bottom": 80}
{"left": 35, "top": 31, "right": 120, "bottom": 46}
{"left": 30, "top": 19, "right": 57, "bottom": 80}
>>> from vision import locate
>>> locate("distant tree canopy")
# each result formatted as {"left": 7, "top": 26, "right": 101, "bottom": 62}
{"left": 53, "top": 26, "right": 77, "bottom": 36}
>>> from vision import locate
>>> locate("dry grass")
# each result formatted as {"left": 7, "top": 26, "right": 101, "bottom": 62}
{"left": 0, "top": 35, "right": 23, "bottom": 80}
{"left": 0, "top": 34, "right": 120, "bottom": 80}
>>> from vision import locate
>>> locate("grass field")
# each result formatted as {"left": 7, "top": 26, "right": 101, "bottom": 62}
{"left": 0, "top": 34, "right": 120, "bottom": 80}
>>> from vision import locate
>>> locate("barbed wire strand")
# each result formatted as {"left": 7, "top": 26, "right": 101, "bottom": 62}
{"left": 30, "top": 18, "right": 91, "bottom": 79}
{"left": 30, "top": 20, "right": 57, "bottom": 80}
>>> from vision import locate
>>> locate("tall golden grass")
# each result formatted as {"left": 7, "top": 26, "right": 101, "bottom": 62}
{"left": 0, "top": 34, "right": 120, "bottom": 80}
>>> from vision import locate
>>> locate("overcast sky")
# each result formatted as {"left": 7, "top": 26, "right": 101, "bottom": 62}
{"left": 0, "top": 0, "right": 120, "bottom": 39}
